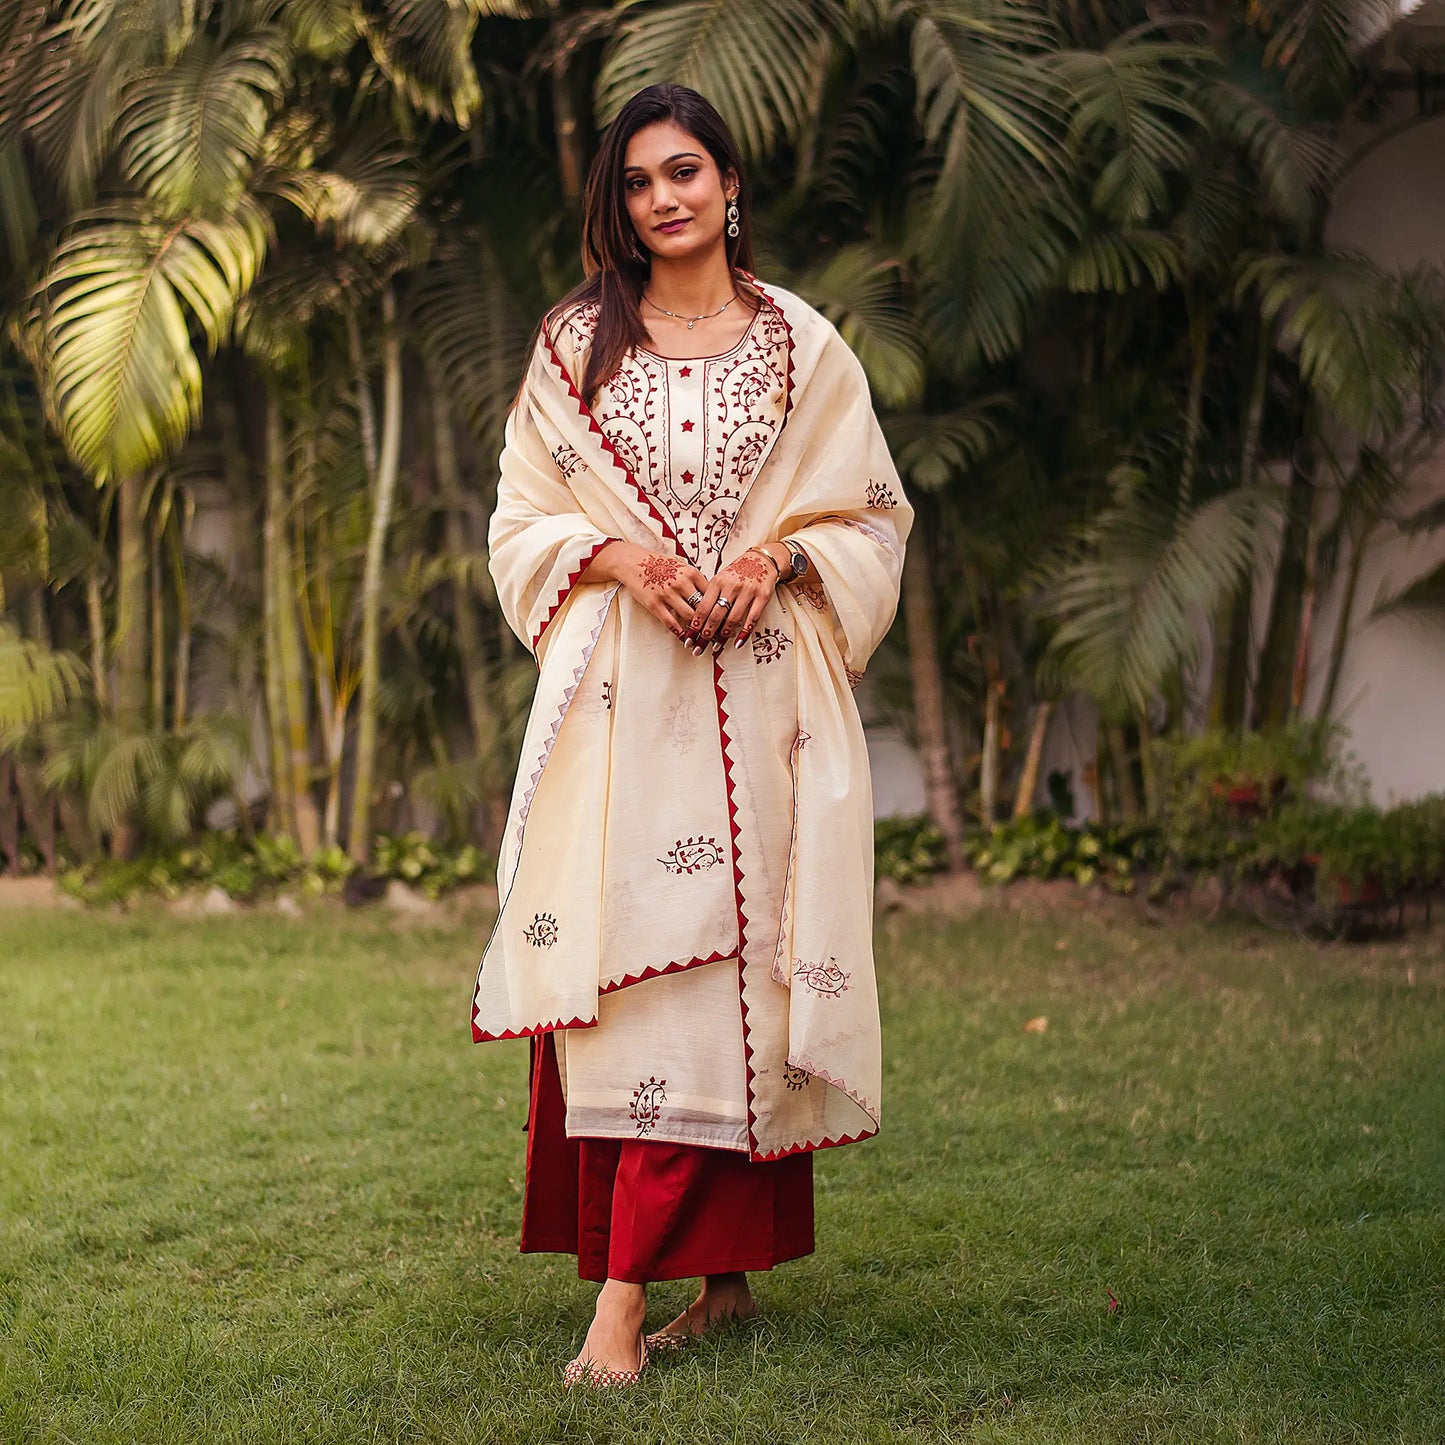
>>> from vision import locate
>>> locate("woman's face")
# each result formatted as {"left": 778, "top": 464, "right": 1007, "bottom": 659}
{"left": 622, "top": 120, "right": 735, "bottom": 264}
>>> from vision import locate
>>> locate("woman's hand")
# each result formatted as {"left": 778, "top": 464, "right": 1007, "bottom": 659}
{"left": 587, "top": 541, "right": 711, "bottom": 641}
{"left": 686, "top": 550, "right": 778, "bottom": 656}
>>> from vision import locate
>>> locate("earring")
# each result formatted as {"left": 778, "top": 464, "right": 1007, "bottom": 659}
{"left": 631, "top": 234, "right": 648, "bottom": 262}
{"left": 726, "top": 197, "right": 740, "bottom": 238}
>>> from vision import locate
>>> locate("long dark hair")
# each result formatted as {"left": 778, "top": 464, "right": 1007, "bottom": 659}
{"left": 542, "top": 84, "right": 756, "bottom": 405}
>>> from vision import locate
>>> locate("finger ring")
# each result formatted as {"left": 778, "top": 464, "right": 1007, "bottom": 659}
{"left": 687, "top": 591, "right": 703, "bottom": 607}
{"left": 718, "top": 597, "right": 733, "bottom": 609}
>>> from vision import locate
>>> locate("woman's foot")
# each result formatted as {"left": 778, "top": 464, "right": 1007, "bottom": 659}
{"left": 648, "top": 1272, "right": 759, "bottom": 1349}
{"left": 566, "top": 1279, "right": 648, "bottom": 1385}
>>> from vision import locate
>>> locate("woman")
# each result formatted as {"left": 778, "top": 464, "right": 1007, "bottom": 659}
{"left": 472, "top": 83, "right": 912, "bottom": 1387}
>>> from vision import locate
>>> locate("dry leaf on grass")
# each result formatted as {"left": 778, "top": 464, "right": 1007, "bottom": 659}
{"left": 1024, "top": 1015, "right": 1049, "bottom": 1033}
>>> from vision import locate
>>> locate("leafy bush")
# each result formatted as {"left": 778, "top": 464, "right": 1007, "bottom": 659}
{"left": 57, "top": 830, "right": 495, "bottom": 906}
{"left": 874, "top": 815, "right": 947, "bottom": 884}
{"left": 967, "top": 816, "right": 1161, "bottom": 893}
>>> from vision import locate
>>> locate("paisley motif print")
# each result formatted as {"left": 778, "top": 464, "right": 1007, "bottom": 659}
{"left": 524, "top": 912, "right": 559, "bottom": 948}
{"left": 866, "top": 478, "right": 899, "bottom": 510}
{"left": 793, "top": 957, "right": 851, "bottom": 998}
{"left": 630, "top": 1076, "right": 666, "bottom": 1135}
{"left": 783, "top": 1065, "right": 811, "bottom": 1091}
{"left": 552, "top": 444, "right": 583, "bottom": 480}
{"left": 658, "top": 836, "right": 725, "bottom": 875}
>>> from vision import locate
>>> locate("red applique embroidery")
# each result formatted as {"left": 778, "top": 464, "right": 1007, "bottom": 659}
{"left": 678, "top": 365, "right": 692, "bottom": 378}
{"left": 681, "top": 419, "right": 695, "bottom": 432}
{"left": 524, "top": 912, "right": 559, "bottom": 948}
{"left": 640, "top": 554, "right": 680, "bottom": 590}
{"left": 794, "top": 957, "right": 851, "bottom": 998}
{"left": 630, "top": 1077, "right": 666, "bottom": 1135}
{"left": 751, "top": 627, "right": 790, "bottom": 664}
{"left": 866, "top": 478, "right": 899, "bottom": 510}
{"left": 681, "top": 468, "right": 695, "bottom": 487}
{"left": 658, "top": 837, "right": 725, "bottom": 874}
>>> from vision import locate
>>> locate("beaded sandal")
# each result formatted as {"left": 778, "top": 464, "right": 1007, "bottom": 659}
{"left": 645, "top": 1305, "right": 761, "bottom": 1353}
{"left": 562, "top": 1329, "right": 649, "bottom": 1390}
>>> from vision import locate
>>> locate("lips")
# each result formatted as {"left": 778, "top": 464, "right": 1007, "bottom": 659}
{"left": 655, "top": 218, "right": 690, "bottom": 233}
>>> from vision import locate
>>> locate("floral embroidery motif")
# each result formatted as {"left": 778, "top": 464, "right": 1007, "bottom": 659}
{"left": 845, "top": 666, "right": 864, "bottom": 690}
{"left": 794, "top": 957, "right": 851, "bottom": 998}
{"left": 592, "top": 304, "right": 788, "bottom": 570}
{"left": 552, "top": 444, "right": 583, "bottom": 480}
{"left": 783, "top": 1065, "right": 810, "bottom": 1091}
{"left": 630, "top": 1077, "right": 666, "bottom": 1135}
{"left": 794, "top": 728, "right": 812, "bottom": 751}
{"left": 866, "top": 478, "right": 898, "bottom": 510}
{"left": 524, "top": 912, "right": 559, "bottom": 948}
{"left": 751, "top": 627, "right": 790, "bottom": 664}
{"left": 658, "top": 837, "right": 725, "bottom": 874}
{"left": 601, "top": 680, "right": 612, "bottom": 711}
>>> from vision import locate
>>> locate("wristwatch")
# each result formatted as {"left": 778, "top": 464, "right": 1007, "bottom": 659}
{"left": 779, "top": 538, "right": 810, "bottom": 581}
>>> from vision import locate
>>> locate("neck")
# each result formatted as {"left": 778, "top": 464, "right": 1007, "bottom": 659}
{"left": 645, "top": 247, "right": 736, "bottom": 315}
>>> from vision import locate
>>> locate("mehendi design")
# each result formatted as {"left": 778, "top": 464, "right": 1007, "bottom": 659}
{"left": 726, "top": 554, "right": 772, "bottom": 585}
{"left": 640, "top": 554, "right": 681, "bottom": 590}
{"left": 658, "top": 836, "right": 725, "bottom": 874}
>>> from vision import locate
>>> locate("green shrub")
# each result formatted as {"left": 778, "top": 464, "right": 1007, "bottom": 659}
{"left": 874, "top": 815, "right": 946, "bottom": 884}
{"left": 967, "top": 816, "right": 1161, "bottom": 893}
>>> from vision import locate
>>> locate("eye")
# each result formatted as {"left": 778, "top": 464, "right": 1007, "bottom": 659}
{"left": 625, "top": 177, "right": 648, "bottom": 192}
{"left": 672, "top": 166, "right": 697, "bottom": 182}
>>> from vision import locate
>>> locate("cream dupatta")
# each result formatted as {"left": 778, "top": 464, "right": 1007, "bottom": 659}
{"left": 473, "top": 280, "right": 913, "bottom": 1161}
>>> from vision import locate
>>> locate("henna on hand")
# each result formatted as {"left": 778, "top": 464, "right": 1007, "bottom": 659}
{"left": 640, "top": 554, "right": 681, "bottom": 590}
{"left": 724, "top": 555, "right": 772, "bottom": 585}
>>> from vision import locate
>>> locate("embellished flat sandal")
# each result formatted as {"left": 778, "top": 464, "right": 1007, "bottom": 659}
{"left": 562, "top": 1329, "right": 649, "bottom": 1390}
{"left": 645, "top": 1305, "right": 761, "bottom": 1353}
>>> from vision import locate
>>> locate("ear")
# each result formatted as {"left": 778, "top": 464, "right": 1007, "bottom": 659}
{"left": 722, "top": 167, "right": 739, "bottom": 201}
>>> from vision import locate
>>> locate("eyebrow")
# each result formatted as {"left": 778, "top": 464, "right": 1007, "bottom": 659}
{"left": 623, "top": 152, "right": 704, "bottom": 173}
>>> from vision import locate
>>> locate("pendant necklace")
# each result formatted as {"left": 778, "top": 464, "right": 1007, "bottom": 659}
{"left": 643, "top": 290, "right": 738, "bottom": 330}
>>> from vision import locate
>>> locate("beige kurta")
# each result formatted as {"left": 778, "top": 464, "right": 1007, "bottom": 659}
{"left": 473, "top": 277, "right": 913, "bottom": 1162}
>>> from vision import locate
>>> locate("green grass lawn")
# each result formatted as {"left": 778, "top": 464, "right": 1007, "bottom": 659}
{"left": 1, "top": 898, "right": 1441, "bottom": 1444}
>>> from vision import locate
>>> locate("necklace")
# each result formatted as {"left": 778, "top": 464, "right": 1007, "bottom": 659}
{"left": 642, "top": 290, "right": 738, "bottom": 330}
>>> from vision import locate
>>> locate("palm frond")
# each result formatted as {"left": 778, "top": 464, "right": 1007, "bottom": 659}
{"left": 1371, "top": 557, "right": 1445, "bottom": 625}
{"left": 36, "top": 196, "right": 272, "bottom": 482}
{"left": 1041, "top": 485, "right": 1269, "bottom": 717}
{"left": 0, "top": 625, "right": 85, "bottom": 747}
{"left": 116, "top": 32, "right": 292, "bottom": 217}
{"left": 597, "top": 0, "right": 846, "bottom": 158}
{"left": 885, "top": 396, "right": 1012, "bottom": 490}
{"left": 274, "top": 126, "right": 422, "bottom": 252}
{"left": 1066, "top": 228, "right": 1183, "bottom": 293}
{"left": 1052, "top": 29, "right": 1209, "bottom": 227}
{"left": 359, "top": 0, "right": 483, "bottom": 127}
{"left": 792, "top": 244, "right": 925, "bottom": 409}
{"left": 1195, "top": 75, "right": 1336, "bottom": 235}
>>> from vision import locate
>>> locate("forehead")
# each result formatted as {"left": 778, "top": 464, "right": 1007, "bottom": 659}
{"left": 623, "top": 120, "right": 712, "bottom": 172}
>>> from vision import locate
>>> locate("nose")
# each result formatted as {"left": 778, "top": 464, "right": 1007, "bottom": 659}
{"left": 652, "top": 180, "right": 678, "bottom": 212}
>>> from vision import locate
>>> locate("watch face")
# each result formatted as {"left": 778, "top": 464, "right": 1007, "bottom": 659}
{"left": 790, "top": 550, "right": 808, "bottom": 577}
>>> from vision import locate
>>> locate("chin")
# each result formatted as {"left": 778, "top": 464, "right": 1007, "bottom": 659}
{"left": 649, "top": 228, "right": 723, "bottom": 261}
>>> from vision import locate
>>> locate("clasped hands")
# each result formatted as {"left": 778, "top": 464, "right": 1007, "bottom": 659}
{"left": 588, "top": 540, "right": 779, "bottom": 656}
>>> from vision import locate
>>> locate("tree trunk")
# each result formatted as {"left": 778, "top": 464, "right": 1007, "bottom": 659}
{"left": 265, "top": 388, "right": 323, "bottom": 853}
{"left": 1208, "top": 322, "right": 1269, "bottom": 729}
{"left": 347, "top": 303, "right": 379, "bottom": 485}
{"left": 1317, "top": 524, "right": 1368, "bottom": 724}
{"left": 430, "top": 360, "right": 503, "bottom": 846}
{"left": 552, "top": 63, "right": 587, "bottom": 210}
{"left": 111, "top": 471, "right": 148, "bottom": 859}
{"left": 979, "top": 678, "right": 1001, "bottom": 827}
{"left": 902, "top": 534, "right": 967, "bottom": 869}
{"left": 348, "top": 284, "right": 404, "bottom": 864}
{"left": 168, "top": 511, "right": 191, "bottom": 729}
{"left": 262, "top": 392, "right": 297, "bottom": 839}
{"left": 1012, "top": 700, "right": 1053, "bottom": 819}
{"left": 1253, "top": 444, "right": 1316, "bottom": 728}
{"left": 1106, "top": 722, "right": 1140, "bottom": 822}
{"left": 86, "top": 576, "right": 110, "bottom": 712}
{"left": 149, "top": 502, "right": 165, "bottom": 729}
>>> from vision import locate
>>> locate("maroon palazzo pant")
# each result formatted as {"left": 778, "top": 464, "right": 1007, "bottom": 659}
{"left": 520, "top": 1034, "right": 814, "bottom": 1283}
